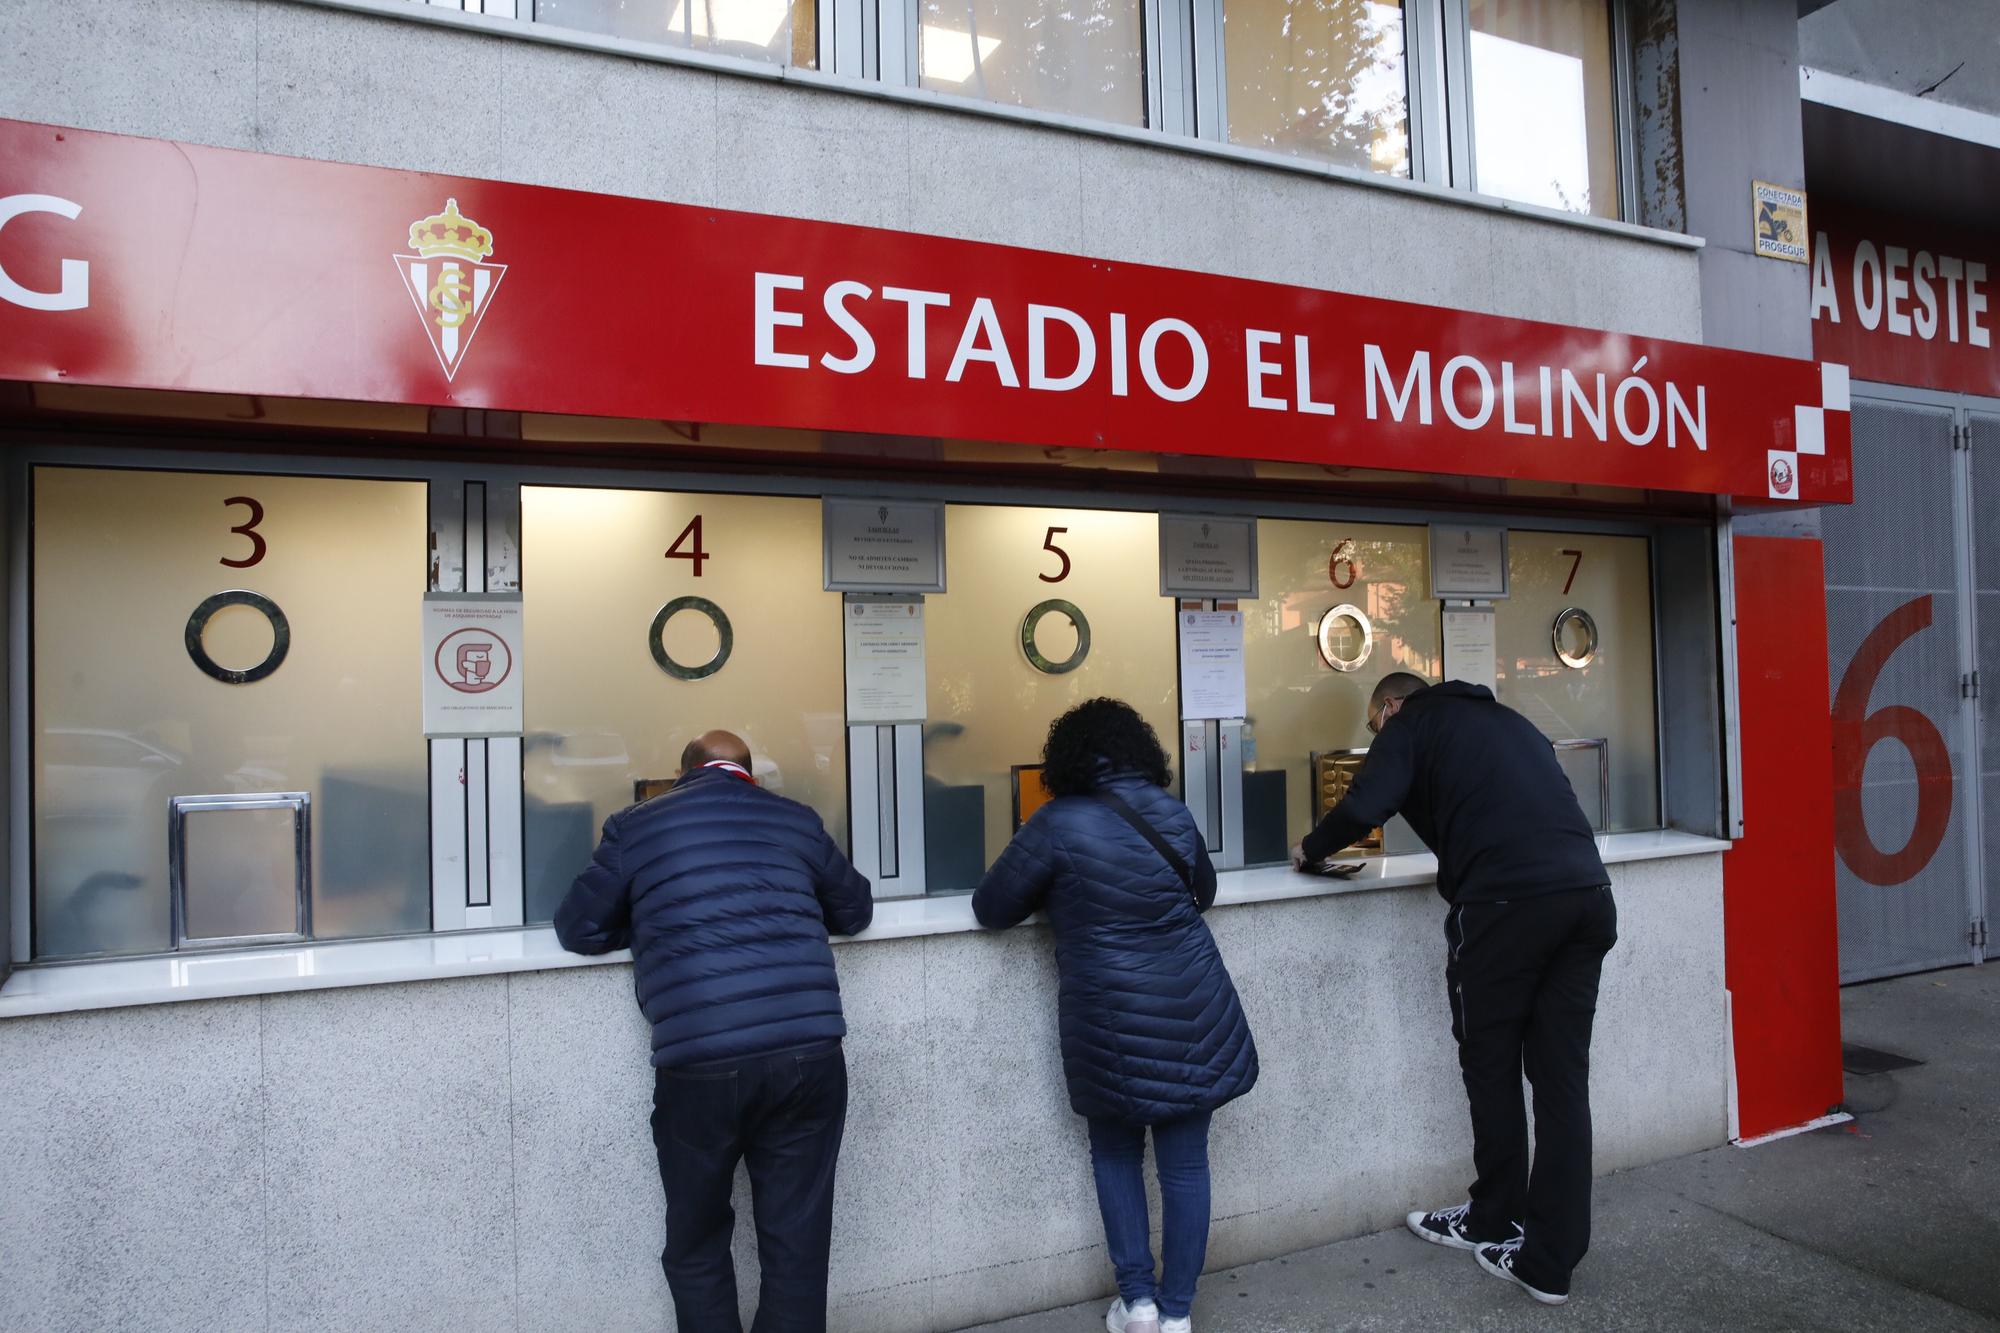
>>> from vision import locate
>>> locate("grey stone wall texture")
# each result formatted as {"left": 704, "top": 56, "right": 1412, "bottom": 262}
{"left": 0, "top": 856, "right": 1728, "bottom": 1332}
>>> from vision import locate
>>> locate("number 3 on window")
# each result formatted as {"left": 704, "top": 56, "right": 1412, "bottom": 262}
{"left": 1039, "top": 526, "right": 1071, "bottom": 583}
{"left": 220, "top": 496, "right": 266, "bottom": 569}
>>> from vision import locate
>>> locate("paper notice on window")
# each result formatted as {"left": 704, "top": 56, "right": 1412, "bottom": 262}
{"left": 1440, "top": 604, "right": 1498, "bottom": 698}
{"left": 843, "top": 596, "right": 927, "bottom": 724}
{"left": 422, "top": 592, "right": 524, "bottom": 738}
{"left": 1430, "top": 525, "right": 1510, "bottom": 599}
{"left": 1178, "top": 609, "right": 1246, "bottom": 720}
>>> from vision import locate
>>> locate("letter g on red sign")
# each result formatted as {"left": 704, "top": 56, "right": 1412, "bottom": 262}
{"left": 1831, "top": 595, "right": 1954, "bottom": 886}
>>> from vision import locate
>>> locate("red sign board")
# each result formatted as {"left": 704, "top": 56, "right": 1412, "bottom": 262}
{"left": 1811, "top": 203, "right": 1999, "bottom": 399}
{"left": 0, "top": 118, "right": 1848, "bottom": 503}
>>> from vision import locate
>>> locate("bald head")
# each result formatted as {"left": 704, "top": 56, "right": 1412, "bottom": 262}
{"left": 1369, "top": 671, "right": 1428, "bottom": 713}
{"left": 680, "top": 729, "right": 751, "bottom": 773}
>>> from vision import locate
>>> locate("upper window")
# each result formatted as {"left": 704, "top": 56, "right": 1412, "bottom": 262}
{"left": 1221, "top": 0, "right": 1412, "bottom": 177}
{"left": 915, "top": 0, "right": 1150, "bottom": 127}
{"left": 1463, "top": 0, "right": 1619, "bottom": 218}
{"left": 533, "top": 0, "right": 817, "bottom": 67}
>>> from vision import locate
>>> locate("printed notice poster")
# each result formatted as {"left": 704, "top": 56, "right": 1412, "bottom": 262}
{"left": 1430, "top": 525, "right": 1510, "bottom": 599}
{"left": 844, "top": 596, "right": 927, "bottom": 724}
{"left": 1440, "top": 604, "right": 1498, "bottom": 698}
{"left": 1159, "top": 513, "right": 1257, "bottom": 597}
{"left": 824, "top": 498, "right": 946, "bottom": 593}
{"left": 423, "top": 592, "right": 524, "bottom": 737}
{"left": 1178, "top": 609, "right": 1247, "bottom": 720}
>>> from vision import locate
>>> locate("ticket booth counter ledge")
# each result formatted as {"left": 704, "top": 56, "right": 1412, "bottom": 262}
{"left": 0, "top": 115, "right": 1848, "bottom": 1333}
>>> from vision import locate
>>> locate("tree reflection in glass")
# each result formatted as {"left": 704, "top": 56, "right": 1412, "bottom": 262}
{"left": 1224, "top": 0, "right": 1411, "bottom": 175}
{"left": 919, "top": 0, "right": 1148, "bottom": 127}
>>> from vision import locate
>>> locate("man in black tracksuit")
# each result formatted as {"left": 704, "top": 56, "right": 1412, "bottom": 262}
{"left": 1294, "top": 674, "right": 1616, "bottom": 1306}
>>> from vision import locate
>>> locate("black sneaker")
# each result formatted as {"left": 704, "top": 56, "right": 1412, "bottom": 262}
{"left": 1475, "top": 1239, "right": 1568, "bottom": 1306}
{"left": 1405, "top": 1202, "right": 1490, "bottom": 1251}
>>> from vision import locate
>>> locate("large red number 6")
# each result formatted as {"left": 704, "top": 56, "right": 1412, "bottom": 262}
{"left": 1039, "top": 526, "right": 1071, "bottom": 583}
{"left": 665, "top": 515, "right": 709, "bottom": 576}
{"left": 220, "top": 496, "right": 266, "bottom": 568}
{"left": 1831, "top": 595, "right": 1954, "bottom": 886}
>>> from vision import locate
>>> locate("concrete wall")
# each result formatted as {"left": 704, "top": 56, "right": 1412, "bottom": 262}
{"left": 0, "top": 0, "right": 1702, "bottom": 344}
{"left": 0, "top": 854, "right": 1728, "bottom": 1332}
{"left": 1675, "top": 0, "right": 1810, "bottom": 359}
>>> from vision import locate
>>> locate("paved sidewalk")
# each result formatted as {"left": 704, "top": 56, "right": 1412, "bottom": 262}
{"left": 966, "top": 963, "right": 2000, "bottom": 1332}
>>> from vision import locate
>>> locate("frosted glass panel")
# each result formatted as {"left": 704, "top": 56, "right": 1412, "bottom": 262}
{"left": 1224, "top": 0, "right": 1411, "bottom": 176}
{"left": 179, "top": 804, "right": 303, "bottom": 943}
{"left": 33, "top": 468, "right": 428, "bottom": 959}
{"left": 918, "top": 0, "right": 1147, "bottom": 127}
{"left": 520, "top": 487, "right": 848, "bottom": 923}
{"left": 1496, "top": 532, "right": 1657, "bottom": 830}
{"left": 1241, "top": 518, "right": 1439, "bottom": 859}
{"left": 923, "top": 505, "right": 1175, "bottom": 894}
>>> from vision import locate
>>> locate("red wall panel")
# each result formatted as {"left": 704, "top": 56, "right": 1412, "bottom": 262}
{"left": 1723, "top": 535, "right": 1845, "bottom": 1139}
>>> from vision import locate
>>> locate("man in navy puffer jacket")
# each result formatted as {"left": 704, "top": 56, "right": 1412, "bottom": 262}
{"left": 556, "top": 729, "right": 872, "bottom": 1333}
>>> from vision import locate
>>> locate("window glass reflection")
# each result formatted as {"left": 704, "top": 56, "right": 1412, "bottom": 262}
{"left": 519, "top": 487, "right": 847, "bottom": 924}
{"left": 1224, "top": 0, "right": 1411, "bottom": 176}
{"left": 534, "top": 0, "right": 817, "bottom": 67}
{"left": 1240, "top": 519, "right": 1439, "bottom": 863}
{"left": 32, "top": 468, "right": 429, "bottom": 959}
{"left": 1495, "top": 531, "right": 1657, "bottom": 830}
{"left": 918, "top": 0, "right": 1148, "bottom": 127}
{"left": 1466, "top": 0, "right": 1618, "bottom": 217}
{"left": 922, "top": 505, "right": 1175, "bottom": 895}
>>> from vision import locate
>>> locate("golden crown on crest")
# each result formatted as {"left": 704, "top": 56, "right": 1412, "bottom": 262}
{"left": 408, "top": 198, "right": 494, "bottom": 263}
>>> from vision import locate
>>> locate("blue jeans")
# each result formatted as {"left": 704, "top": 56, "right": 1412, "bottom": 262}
{"left": 1086, "top": 1111, "right": 1214, "bottom": 1320}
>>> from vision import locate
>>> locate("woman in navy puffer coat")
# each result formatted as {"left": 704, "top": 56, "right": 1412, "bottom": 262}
{"left": 974, "top": 698, "right": 1257, "bottom": 1333}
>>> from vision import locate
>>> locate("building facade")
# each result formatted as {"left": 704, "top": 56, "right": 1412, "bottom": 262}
{"left": 0, "top": 1, "right": 1867, "bottom": 1329}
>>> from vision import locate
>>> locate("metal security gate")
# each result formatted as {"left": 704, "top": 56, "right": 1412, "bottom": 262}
{"left": 1972, "top": 410, "right": 2000, "bottom": 961}
{"left": 1822, "top": 396, "right": 1982, "bottom": 982}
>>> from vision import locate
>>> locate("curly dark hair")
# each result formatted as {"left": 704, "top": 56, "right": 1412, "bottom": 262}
{"left": 1042, "top": 697, "right": 1172, "bottom": 796}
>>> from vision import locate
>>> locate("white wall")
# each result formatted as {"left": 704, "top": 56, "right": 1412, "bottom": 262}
{"left": 0, "top": 855, "right": 1727, "bottom": 1332}
{"left": 0, "top": 0, "right": 1702, "bottom": 344}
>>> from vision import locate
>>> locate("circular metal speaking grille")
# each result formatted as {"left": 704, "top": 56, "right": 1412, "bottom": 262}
{"left": 185, "top": 590, "right": 291, "bottom": 685}
{"left": 1553, "top": 606, "right": 1599, "bottom": 669}
{"left": 651, "top": 596, "right": 733, "bottom": 680}
{"left": 1317, "top": 604, "right": 1373, "bottom": 672}
{"left": 1021, "top": 599, "right": 1091, "bottom": 674}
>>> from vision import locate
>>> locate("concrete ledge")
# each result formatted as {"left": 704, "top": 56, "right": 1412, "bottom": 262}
{"left": 0, "top": 832, "right": 1726, "bottom": 1018}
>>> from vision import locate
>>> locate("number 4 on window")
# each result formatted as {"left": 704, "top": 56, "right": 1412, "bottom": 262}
{"left": 665, "top": 515, "right": 709, "bottom": 576}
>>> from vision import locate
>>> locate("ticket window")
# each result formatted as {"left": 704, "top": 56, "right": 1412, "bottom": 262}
{"left": 519, "top": 487, "right": 848, "bottom": 922}
{"left": 31, "top": 467, "right": 429, "bottom": 959}
{"left": 1239, "top": 519, "right": 1441, "bottom": 864}
{"left": 1495, "top": 531, "right": 1659, "bottom": 831}
{"left": 921, "top": 504, "right": 1176, "bottom": 896}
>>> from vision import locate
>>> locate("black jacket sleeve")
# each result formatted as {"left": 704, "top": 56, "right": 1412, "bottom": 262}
{"left": 1301, "top": 720, "right": 1417, "bottom": 862}
{"left": 554, "top": 812, "right": 634, "bottom": 954}
{"left": 811, "top": 822, "right": 874, "bottom": 937}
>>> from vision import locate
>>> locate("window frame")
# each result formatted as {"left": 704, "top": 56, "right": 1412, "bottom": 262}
{"left": 1192, "top": 0, "right": 1437, "bottom": 183}
{"left": 9, "top": 432, "right": 1695, "bottom": 963}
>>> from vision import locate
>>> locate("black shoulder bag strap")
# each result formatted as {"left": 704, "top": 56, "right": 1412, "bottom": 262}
{"left": 1091, "top": 789, "right": 1196, "bottom": 902}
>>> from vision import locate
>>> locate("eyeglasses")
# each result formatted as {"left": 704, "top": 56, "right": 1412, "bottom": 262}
{"left": 1367, "top": 701, "right": 1387, "bottom": 736}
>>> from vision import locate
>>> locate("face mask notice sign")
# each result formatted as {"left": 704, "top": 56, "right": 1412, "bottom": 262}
{"left": 422, "top": 592, "right": 524, "bottom": 738}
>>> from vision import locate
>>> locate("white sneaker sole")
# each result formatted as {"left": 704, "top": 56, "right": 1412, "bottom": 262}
{"left": 1405, "top": 1210, "right": 1481, "bottom": 1252}
{"left": 1107, "top": 1306, "right": 1161, "bottom": 1333}
{"left": 1474, "top": 1246, "right": 1568, "bottom": 1306}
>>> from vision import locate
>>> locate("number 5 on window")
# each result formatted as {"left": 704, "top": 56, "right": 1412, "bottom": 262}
{"left": 1039, "top": 526, "right": 1071, "bottom": 583}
